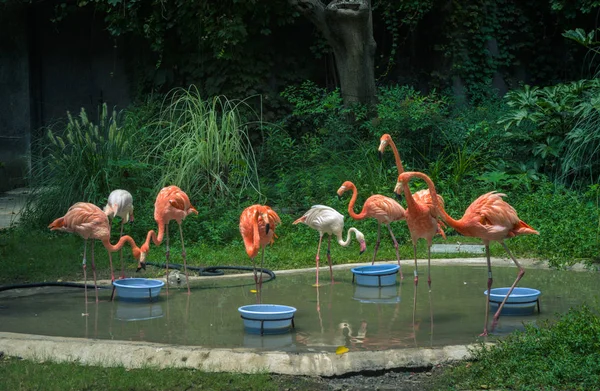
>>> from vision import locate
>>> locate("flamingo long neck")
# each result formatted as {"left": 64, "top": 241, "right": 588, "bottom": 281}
{"left": 252, "top": 215, "right": 261, "bottom": 254}
{"left": 347, "top": 184, "right": 368, "bottom": 220}
{"left": 101, "top": 235, "right": 139, "bottom": 254}
{"left": 387, "top": 138, "right": 417, "bottom": 210}
{"left": 387, "top": 138, "right": 405, "bottom": 174}
{"left": 411, "top": 172, "right": 461, "bottom": 229}
{"left": 337, "top": 227, "right": 360, "bottom": 247}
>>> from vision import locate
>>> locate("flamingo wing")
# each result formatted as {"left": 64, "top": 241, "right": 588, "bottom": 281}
{"left": 367, "top": 195, "right": 406, "bottom": 222}
{"left": 462, "top": 192, "right": 521, "bottom": 234}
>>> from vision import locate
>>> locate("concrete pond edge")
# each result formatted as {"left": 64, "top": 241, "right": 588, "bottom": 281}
{"left": 0, "top": 331, "right": 486, "bottom": 376}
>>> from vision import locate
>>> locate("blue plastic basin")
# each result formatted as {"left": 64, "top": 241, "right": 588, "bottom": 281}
{"left": 238, "top": 304, "right": 297, "bottom": 335}
{"left": 484, "top": 287, "right": 541, "bottom": 316}
{"left": 112, "top": 278, "right": 165, "bottom": 302}
{"left": 351, "top": 264, "right": 399, "bottom": 287}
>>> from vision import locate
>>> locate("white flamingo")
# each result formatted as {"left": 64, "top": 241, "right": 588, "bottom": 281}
{"left": 293, "top": 205, "right": 367, "bottom": 286}
{"left": 104, "top": 189, "right": 134, "bottom": 278}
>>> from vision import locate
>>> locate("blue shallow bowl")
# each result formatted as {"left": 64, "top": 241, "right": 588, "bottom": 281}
{"left": 112, "top": 278, "right": 165, "bottom": 302}
{"left": 484, "top": 287, "right": 541, "bottom": 316}
{"left": 351, "top": 264, "right": 400, "bottom": 287}
{"left": 238, "top": 304, "right": 297, "bottom": 335}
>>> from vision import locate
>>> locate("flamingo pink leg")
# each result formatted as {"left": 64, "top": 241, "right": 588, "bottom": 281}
{"left": 371, "top": 224, "right": 382, "bottom": 265}
{"left": 109, "top": 250, "right": 116, "bottom": 301}
{"left": 119, "top": 220, "right": 125, "bottom": 279}
{"left": 259, "top": 246, "right": 266, "bottom": 303}
{"left": 314, "top": 234, "right": 323, "bottom": 287}
{"left": 413, "top": 245, "right": 419, "bottom": 286}
{"left": 91, "top": 239, "right": 99, "bottom": 303}
{"left": 326, "top": 236, "right": 334, "bottom": 283}
{"left": 481, "top": 245, "right": 493, "bottom": 336}
{"left": 179, "top": 223, "right": 191, "bottom": 295}
{"left": 165, "top": 224, "right": 170, "bottom": 295}
{"left": 490, "top": 242, "right": 525, "bottom": 332}
{"left": 82, "top": 239, "right": 88, "bottom": 308}
{"left": 427, "top": 246, "right": 432, "bottom": 290}
{"left": 386, "top": 224, "right": 403, "bottom": 280}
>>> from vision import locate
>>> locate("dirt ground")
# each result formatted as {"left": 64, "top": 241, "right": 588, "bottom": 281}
{"left": 273, "top": 365, "right": 446, "bottom": 391}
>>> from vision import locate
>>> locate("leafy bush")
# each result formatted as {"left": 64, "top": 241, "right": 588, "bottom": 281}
{"left": 509, "top": 179, "right": 599, "bottom": 267}
{"left": 441, "top": 305, "right": 600, "bottom": 391}
{"left": 500, "top": 79, "right": 600, "bottom": 185}
{"left": 22, "top": 104, "right": 144, "bottom": 225}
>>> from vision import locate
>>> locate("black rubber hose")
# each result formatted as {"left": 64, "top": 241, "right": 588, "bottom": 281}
{"left": 144, "top": 262, "right": 276, "bottom": 284}
{"left": 0, "top": 282, "right": 110, "bottom": 292}
{"left": 0, "top": 265, "right": 276, "bottom": 292}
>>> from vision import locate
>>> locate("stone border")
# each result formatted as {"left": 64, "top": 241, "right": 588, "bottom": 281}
{"left": 0, "top": 332, "right": 484, "bottom": 376}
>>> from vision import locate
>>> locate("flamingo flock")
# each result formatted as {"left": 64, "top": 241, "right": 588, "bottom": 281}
{"left": 49, "top": 133, "right": 538, "bottom": 335}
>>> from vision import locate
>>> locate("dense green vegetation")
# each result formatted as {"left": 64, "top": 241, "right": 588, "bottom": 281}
{"left": 436, "top": 304, "right": 600, "bottom": 390}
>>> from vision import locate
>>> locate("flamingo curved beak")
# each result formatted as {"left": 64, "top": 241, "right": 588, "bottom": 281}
{"left": 394, "top": 182, "right": 403, "bottom": 201}
{"left": 265, "top": 223, "right": 270, "bottom": 234}
{"left": 136, "top": 252, "right": 147, "bottom": 272}
{"left": 359, "top": 241, "right": 367, "bottom": 254}
{"left": 378, "top": 151, "right": 383, "bottom": 161}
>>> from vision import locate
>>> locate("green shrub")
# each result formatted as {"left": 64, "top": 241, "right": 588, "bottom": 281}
{"left": 441, "top": 305, "right": 600, "bottom": 391}
{"left": 148, "top": 87, "right": 261, "bottom": 203}
{"left": 22, "top": 103, "right": 144, "bottom": 225}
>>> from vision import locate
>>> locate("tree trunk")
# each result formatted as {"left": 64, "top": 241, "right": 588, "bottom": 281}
{"left": 289, "top": 0, "right": 377, "bottom": 106}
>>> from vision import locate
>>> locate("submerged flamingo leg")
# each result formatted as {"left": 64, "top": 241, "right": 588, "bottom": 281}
{"left": 386, "top": 224, "right": 403, "bottom": 280}
{"left": 490, "top": 242, "right": 525, "bottom": 332}
{"left": 314, "top": 234, "right": 323, "bottom": 287}
{"left": 327, "top": 236, "right": 334, "bottom": 283}
{"left": 371, "top": 224, "right": 382, "bottom": 265}
{"left": 480, "top": 244, "right": 493, "bottom": 337}
{"left": 179, "top": 223, "right": 191, "bottom": 295}
{"left": 412, "top": 283, "right": 418, "bottom": 347}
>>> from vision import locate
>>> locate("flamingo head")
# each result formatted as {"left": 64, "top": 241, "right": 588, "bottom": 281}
{"left": 378, "top": 134, "right": 392, "bottom": 158}
{"left": 356, "top": 231, "right": 367, "bottom": 254}
{"left": 128, "top": 208, "right": 134, "bottom": 223}
{"left": 394, "top": 174, "right": 407, "bottom": 200}
{"left": 253, "top": 206, "right": 271, "bottom": 234}
{"left": 132, "top": 246, "right": 146, "bottom": 272}
{"left": 103, "top": 203, "right": 116, "bottom": 219}
{"left": 137, "top": 244, "right": 149, "bottom": 272}
{"left": 336, "top": 181, "right": 353, "bottom": 199}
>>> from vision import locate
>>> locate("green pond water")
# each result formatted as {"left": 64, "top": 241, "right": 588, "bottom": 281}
{"left": 0, "top": 264, "right": 598, "bottom": 353}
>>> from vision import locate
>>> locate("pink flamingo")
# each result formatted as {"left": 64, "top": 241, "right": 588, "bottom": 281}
{"left": 104, "top": 189, "right": 134, "bottom": 279}
{"left": 337, "top": 181, "right": 406, "bottom": 279}
{"left": 140, "top": 186, "right": 198, "bottom": 295}
{"left": 49, "top": 202, "right": 142, "bottom": 304}
{"left": 379, "top": 133, "right": 446, "bottom": 288}
{"left": 293, "top": 205, "right": 367, "bottom": 286}
{"left": 239, "top": 204, "right": 281, "bottom": 299}
{"left": 395, "top": 171, "right": 539, "bottom": 336}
